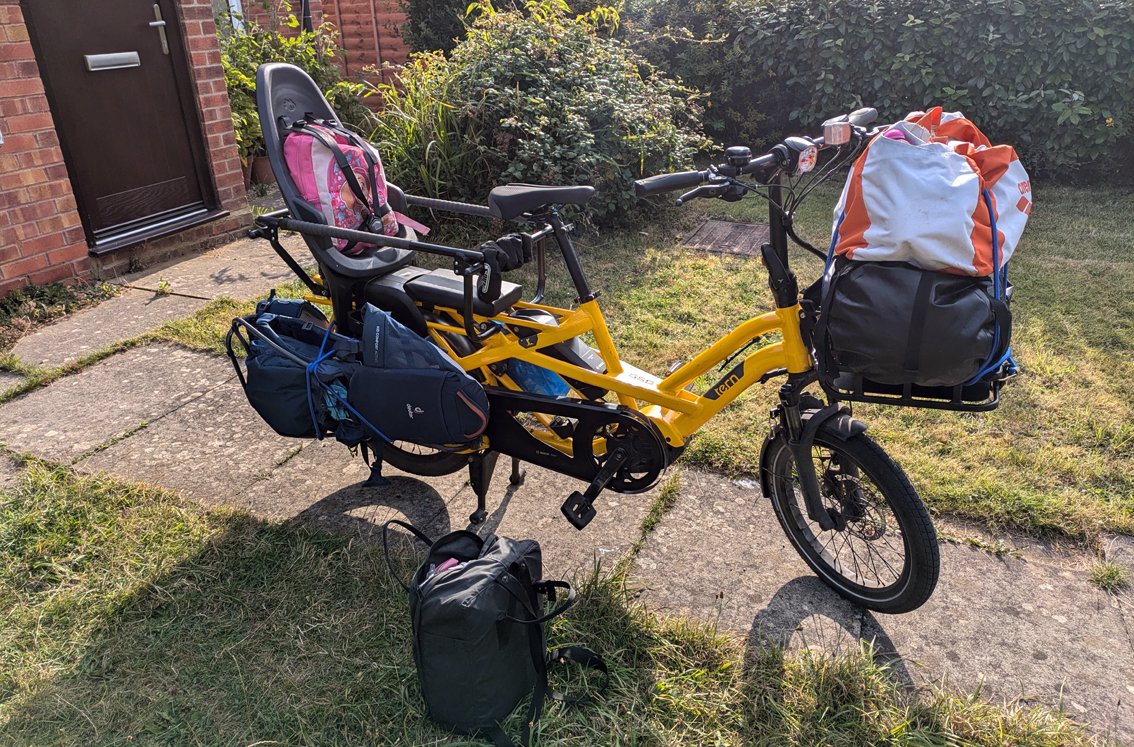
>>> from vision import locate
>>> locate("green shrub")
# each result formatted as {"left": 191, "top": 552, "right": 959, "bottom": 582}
{"left": 219, "top": 11, "right": 375, "bottom": 164}
{"left": 374, "top": 0, "right": 710, "bottom": 227}
{"left": 399, "top": 0, "right": 477, "bottom": 53}
{"left": 624, "top": 0, "right": 1134, "bottom": 176}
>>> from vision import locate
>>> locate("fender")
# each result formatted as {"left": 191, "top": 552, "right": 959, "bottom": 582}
{"left": 759, "top": 404, "right": 867, "bottom": 530}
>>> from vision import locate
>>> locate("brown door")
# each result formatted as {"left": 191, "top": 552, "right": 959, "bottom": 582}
{"left": 24, "top": 0, "right": 214, "bottom": 244}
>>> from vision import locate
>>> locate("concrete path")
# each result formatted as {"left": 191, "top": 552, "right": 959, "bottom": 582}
{"left": 1, "top": 235, "right": 1130, "bottom": 742}
{"left": 4, "top": 232, "right": 306, "bottom": 372}
{"left": 0, "top": 371, "right": 23, "bottom": 393}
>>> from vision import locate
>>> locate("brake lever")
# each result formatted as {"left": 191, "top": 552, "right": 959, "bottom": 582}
{"left": 675, "top": 183, "right": 727, "bottom": 206}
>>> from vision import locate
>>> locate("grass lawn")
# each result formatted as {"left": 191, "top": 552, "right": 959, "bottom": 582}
{"left": 0, "top": 462, "right": 1096, "bottom": 745}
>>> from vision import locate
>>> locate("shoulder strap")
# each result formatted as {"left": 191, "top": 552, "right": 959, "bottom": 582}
{"left": 547, "top": 645, "right": 610, "bottom": 705}
{"left": 381, "top": 519, "right": 434, "bottom": 592}
{"left": 291, "top": 121, "right": 374, "bottom": 217}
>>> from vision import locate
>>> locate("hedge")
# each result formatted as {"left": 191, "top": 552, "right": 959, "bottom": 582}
{"left": 626, "top": 0, "right": 1134, "bottom": 177}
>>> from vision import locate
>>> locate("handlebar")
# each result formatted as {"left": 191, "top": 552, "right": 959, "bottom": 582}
{"left": 633, "top": 107, "right": 879, "bottom": 200}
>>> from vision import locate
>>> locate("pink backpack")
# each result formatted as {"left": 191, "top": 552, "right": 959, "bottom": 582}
{"left": 283, "top": 120, "right": 427, "bottom": 255}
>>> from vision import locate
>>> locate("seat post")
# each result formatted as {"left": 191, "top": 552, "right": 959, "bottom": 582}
{"left": 547, "top": 210, "right": 596, "bottom": 303}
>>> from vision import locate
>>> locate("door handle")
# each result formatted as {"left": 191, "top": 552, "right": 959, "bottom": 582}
{"left": 151, "top": 4, "right": 169, "bottom": 55}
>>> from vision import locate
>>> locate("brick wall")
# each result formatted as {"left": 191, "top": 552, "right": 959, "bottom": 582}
{"left": 0, "top": 2, "right": 91, "bottom": 297}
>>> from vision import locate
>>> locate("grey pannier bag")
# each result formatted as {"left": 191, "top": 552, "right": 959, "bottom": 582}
{"left": 813, "top": 258, "right": 1014, "bottom": 411}
{"left": 382, "top": 521, "right": 608, "bottom": 747}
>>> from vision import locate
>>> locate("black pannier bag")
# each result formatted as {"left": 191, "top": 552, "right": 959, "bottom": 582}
{"left": 813, "top": 258, "right": 1014, "bottom": 411}
{"left": 226, "top": 297, "right": 489, "bottom": 446}
{"left": 349, "top": 303, "right": 489, "bottom": 446}
{"left": 383, "top": 521, "right": 608, "bottom": 747}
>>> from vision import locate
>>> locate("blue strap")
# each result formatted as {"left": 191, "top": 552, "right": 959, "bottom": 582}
{"left": 966, "top": 189, "right": 1009, "bottom": 385}
{"left": 304, "top": 321, "right": 394, "bottom": 444}
{"left": 825, "top": 211, "right": 846, "bottom": 274}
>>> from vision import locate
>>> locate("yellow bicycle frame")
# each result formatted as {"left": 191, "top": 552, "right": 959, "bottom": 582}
{"left": 417, "top": 294, "right": 814, "bottom": 452}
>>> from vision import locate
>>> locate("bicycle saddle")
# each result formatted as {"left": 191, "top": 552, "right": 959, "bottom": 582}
{"left": 488, "top": 184, "right": 595, "bottom": 220}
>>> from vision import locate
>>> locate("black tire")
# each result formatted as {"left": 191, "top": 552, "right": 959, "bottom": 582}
{"left": 764, "top": 423, "right": 939, "bottom": 613}
{"left": 379, "top": 441, "right": 467, "bottom": 477}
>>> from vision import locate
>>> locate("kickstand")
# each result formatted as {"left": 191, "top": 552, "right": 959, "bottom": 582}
{"left": 468, "top": 451, "right": 500, "bottom": 525}
{"left": 509, "top": 457, "right": 525, "bottom": 486}
{"left": 362, "top": 442, "right": 390, "bottom": 487}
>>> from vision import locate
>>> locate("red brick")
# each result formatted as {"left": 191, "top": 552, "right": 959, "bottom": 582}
{"left": 27, "top": 263, "right": 78, "bottom": 286}
{"left": 54, "top": 194, "right": 78, "bottom": 212}
{"left": 62, "top": 226, "right": 86, "bottom": 245}
{"left": 0, "top": 252, "right": 48, "bottom": 279}
{"left": 0, "top": 76, "right": 42, "bottom": 97}
{"left": 23, "top": 181, "right": 68, "bottom": 202}
{"left": 0, "top": 168, "right": 47, "bottom": 190}
{"left": 17, "top": 148, "right": 63, "bottom": 168}
{"left": 46, "top": 243, "right": 89, "bottom": 265}
{"left": 4, "top": 23, "right": 28, "bottom": 42}
{"left": 0, "top": 244, "right": 19, "bottom": 264}
{"left": 36, "top": 213, "right": 78, "bottom": 234}
{"left": 0, "top": 41, "right": 34, "bottom": 62}
{"left": 17, "top": 231, "right": 67, "bottom": 256}
{"left": 5, "top": 112, "right": 54, "bottom": 133}
{"left": 0, "top": 276, "right": 29, "bottom": 297}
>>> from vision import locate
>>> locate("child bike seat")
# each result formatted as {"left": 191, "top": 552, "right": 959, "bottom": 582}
{"left": 256, "top": 62, "right": 415, "bottom": 279}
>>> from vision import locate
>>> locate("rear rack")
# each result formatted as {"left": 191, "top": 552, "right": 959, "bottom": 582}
{"left": 249, "top": 205, "right": 555, "bottom": 341}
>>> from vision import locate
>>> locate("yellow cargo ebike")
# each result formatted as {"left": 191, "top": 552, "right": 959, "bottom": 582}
{"left": 250, "top": 63, "right": 939, "bottom": 613}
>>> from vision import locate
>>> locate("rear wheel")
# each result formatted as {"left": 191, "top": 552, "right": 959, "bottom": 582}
{"left": 379, "top": 441, "right": 467, "bottom": 477}
{"left": 764, "top": 423, "right": 939, "bottom": 613}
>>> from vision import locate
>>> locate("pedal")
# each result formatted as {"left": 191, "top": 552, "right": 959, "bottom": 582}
{"left": 561, "top": 492, "right": 597, "bottom": 530}
{"left": 558, "top": 446, "right": 629, "bottom": 531}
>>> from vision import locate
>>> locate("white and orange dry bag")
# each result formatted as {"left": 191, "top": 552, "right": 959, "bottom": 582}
{"left": 831, "top": 107, "right": 1032, "bottom": 276}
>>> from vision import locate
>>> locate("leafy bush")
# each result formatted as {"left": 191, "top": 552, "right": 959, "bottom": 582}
{"left": 219, "top": 12, "right": 375, "bottom": 164}
{"left": 374, "top": 0, "right": 710, "bottom": 227}
{"left": 399, "top": 0, "right": 476, "bottom": 53}
{"left": 623, "top": 0, "right": 1134, "bottom": 176}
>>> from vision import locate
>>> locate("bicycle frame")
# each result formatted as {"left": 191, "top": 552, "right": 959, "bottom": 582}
{"left": 415, "top": 183, "right": 814, "bottom": 454}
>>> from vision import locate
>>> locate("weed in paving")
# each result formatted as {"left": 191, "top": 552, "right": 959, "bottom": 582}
{"left": 1088, "top": 560, "right": 1129, "bottom": 593}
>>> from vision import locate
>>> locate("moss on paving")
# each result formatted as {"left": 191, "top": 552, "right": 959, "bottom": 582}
{"left": 0, "top": 463, "right": 1097, "bottom": 745}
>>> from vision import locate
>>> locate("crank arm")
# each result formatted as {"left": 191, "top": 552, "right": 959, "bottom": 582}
{"left": 562, "top": 447, "right": 629, "bottom": 530}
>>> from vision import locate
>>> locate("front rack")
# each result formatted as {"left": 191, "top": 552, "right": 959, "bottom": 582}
{"left": 819, "top": 371, "right": 1003, "bottom": 412}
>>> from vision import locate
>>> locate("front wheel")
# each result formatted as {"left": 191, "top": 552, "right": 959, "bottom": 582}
{"left": 763, "top": 423, "right": 939, "bottom": 613}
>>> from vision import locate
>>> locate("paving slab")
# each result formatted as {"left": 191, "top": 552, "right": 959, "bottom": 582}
{"left": 633, "top": 470, "right": 1134, "bottom": 740}
{"left": 9, "top": 289, "right": 209, "bottom": 368}
{"left": 0, "top": 371, "right": 25, "bottom": 393}
{"left": 117, "top": 234, "right": 304, "bottom": 300}
{"left": 634, "top": 470, "right": 865, "bottom": 654}
{"left": 79, "top": 384, "right": 297, "bottom": 505}
{"left": 0, "top": 344, "right": 233, "bottom": 462}
{"left": 239, "top": 440, "right": 653, "bottom": 579}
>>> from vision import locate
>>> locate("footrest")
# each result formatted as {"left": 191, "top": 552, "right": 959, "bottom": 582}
{"left": 404, "top": 268, "right": 522, "bottom": 317}
{"left": 561, "top": 492, "right": 597, "bottom": 530}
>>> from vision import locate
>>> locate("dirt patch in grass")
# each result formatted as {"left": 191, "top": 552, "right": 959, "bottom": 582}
{"left": 0, "top": 464, "right": 1096, "bottom": 745}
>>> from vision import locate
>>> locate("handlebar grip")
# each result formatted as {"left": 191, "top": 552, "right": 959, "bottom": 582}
{"left": 848, "top": 107, "right": 878, "bottom": 127}
{"left": 634, "top": 170, "right": 705, "bottom": 197}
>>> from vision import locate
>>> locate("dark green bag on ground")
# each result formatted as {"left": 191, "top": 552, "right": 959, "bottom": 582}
{"left": 383, "top": 521, "right": 608, "bottom": 747}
